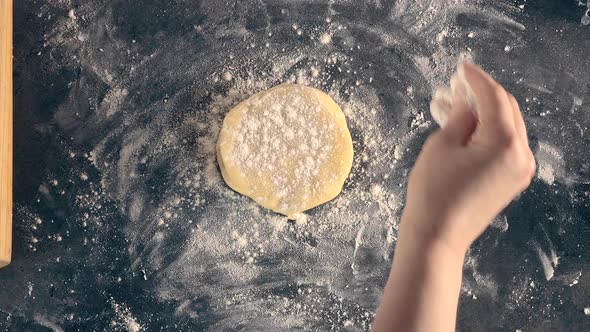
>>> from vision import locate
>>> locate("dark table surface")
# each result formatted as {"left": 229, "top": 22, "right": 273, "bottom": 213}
{"left": 2, "top": 0, "right": 590, "bottom": 331}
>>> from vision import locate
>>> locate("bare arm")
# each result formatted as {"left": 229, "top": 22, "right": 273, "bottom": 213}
{"left": 372, "top": 62, "right": 536, "bottom": 332}
{"left": 372, "top": 220, "right": 464, "bottom": 331}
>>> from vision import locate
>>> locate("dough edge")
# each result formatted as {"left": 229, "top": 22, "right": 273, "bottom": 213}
{"left": 216, "top": 83, "right": 354, "bottom": 218}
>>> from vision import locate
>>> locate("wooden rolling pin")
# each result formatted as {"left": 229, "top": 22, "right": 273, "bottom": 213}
{"left": 0, "top": 0, "right": 13, "bottom": 268}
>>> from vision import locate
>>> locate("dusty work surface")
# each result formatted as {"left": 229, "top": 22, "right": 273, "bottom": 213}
{"left": 1, "top": 0, "right": 590, "bottom": 331}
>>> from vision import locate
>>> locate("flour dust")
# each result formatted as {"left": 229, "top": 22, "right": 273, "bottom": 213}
{"left": 20, "top": 0, "right": 590, "bottom": 330}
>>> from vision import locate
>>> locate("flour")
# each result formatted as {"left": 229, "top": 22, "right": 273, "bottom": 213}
{"left": 538, "top": 163, "right": 555, "bottom": 185}
{"left": 429, "top": 62, "right": 478, "bottom": 128}
{"left": 148, "top": 54, "right": 407, "bottom": 330}
{"left": 220, "top": 84, "right": 350, "bottom": 216}
{"left": 582, "top": 1, "right": 590, "bottom": 25}
{"left": 320, "top": 33, "right": 333, "bottom": 45}
{"left": 110, "top": 300, "right": 142, "bottom": 332}
{"left": 229, "top": 89, "right": 333, "bottom": 175}
{"left": 33, "top": 315, "right": 64, "bottom": 332}
{"left": 536, "top": 245, "right": 556, "bottom": 280}
{"left": 24, "top": 0, "right": 576, "bottom": 330}
{"left": 535, "top": 141, "right": 565, "bottom": 185}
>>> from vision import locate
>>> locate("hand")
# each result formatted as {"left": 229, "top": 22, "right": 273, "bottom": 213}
{"left": 402, "top": 62, "right": 536, "bottom": 255}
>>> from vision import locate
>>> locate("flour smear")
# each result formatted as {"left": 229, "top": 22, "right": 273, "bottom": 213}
{"left": 25, "top": 0, "right": 589, "bottom": 330}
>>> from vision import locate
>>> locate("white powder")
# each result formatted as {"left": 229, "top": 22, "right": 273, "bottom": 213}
{"left": 370, "top": 184, "right": 383, "bottom": 199}
{"left": 33, "top": 315, "right": 64, "bottom": 332}
{"left": 111, "top": 300, "right": 142, "bottom": 332}
{"left": 294, "top": 213, "right": 308, "bottom": 226}
{"left": 319, "top": 33, "right": 332, "bottom": 45}
{"left": 100, "top": 88, "right": 128, "bottom": 117}
{"left": 37, "top": 0, "right": 546, "bottom": 330}
{"left": 536, "top": 246, "right": 555, "bottom": 280}
{"left": 310, "top": 67, "right": 320, "bottom": 77}
{"left": 225, "top": 85, "right": 341, "bottom": 213}
{"left": 535, "top": 141, "right": 565, "bottom": 185}
{"left": 147, "top": 65, "right": 407, "bottom": 330}
{"left": 538, "top": 163, "right": 555, "bottom": 185}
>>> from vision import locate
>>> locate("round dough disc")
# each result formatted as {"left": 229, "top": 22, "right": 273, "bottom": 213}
{"left": 217, "top": 84, "right": 354, "bottom": 218}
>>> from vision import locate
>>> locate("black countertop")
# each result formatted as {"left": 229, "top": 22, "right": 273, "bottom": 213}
{"left": 2, "top": 0, "right": 590, "bottom": 331}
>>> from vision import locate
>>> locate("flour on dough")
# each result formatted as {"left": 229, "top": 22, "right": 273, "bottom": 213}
{"left": 217, "top": 84, "right": 354, "bottom": 218}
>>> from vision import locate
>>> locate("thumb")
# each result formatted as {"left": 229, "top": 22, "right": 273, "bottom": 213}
{"left": 441, "top": 105, "right": 477, "bottom": 145}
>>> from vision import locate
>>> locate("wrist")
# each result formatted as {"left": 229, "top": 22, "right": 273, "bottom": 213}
{"left": 399, "top": 209, "right": 470, "bottom": 259}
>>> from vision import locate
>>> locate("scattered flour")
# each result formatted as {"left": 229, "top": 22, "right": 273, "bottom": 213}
{"left": 319, "top": 33, "right": 332, "bottom": 45}
{"left": 31, "top": 0, "right": 575, "bottom": 330}
{"left": 33, "top": 315, "right": 64, "bottom": 332}
{"left": 536, "top": 246, "right": 556, "bottom": 280}
{"left": 535, "top": 141, "right": 565, "bottom": 185}
{"left": 111, "top": 300, "right": 142, "bottom": 332}
{"left": 538, "top": 163, "right": 555, "bottom": 185}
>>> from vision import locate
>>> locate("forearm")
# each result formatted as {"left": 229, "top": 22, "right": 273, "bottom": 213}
{"left": 372, "top": 216, "right": 465, "bottom": 332}
{"left": 372, "top": 63, "right": 534, "bottom": 331}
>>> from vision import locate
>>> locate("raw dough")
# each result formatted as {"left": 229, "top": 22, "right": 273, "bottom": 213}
{"left": 217, "top": 84, "right": 354, "bottom": 218}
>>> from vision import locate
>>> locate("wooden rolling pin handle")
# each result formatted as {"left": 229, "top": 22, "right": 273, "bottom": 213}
{"left": 0, "top": 0, "right": 13, "bottom": 268}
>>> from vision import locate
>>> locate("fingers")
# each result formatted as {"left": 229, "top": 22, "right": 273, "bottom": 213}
{"left": 430, "top": 87, "right": 453, "bottom": 127}
{"left": 506, "top": 92, "right": 536, "bottom": 180}
{"left": 507, "top": 92, "right": 529, "bottom": 146}
{"left": 440, "top": 102, "right": 478, "bottom": 145}
{"left": 459, "top": 62, "right": 516, "bottom": 143}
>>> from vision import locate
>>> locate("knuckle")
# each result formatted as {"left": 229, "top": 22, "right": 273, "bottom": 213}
{"left": 514, "top": 152, "right": 536, "bottom": 182}
{"left": 528, "top": 154, "right": 537, "bottom": 178}
{"left": 515, "top": 151, "right": 530, "bottom": 171}
{"left": 507, "top": 92, "right": 517, "bottom": 103}
{"left": 525, "top": 161, "right": 536, "bottom": 185}
{"left": 520, "top": 173, "right": 533, "bottom": 191}
{"left": 496, "top": 131, "right": 518, "bottom": 150}
{"left": 497, "top": 150, "right": 515, "bottom": 170}
{"left": 492, "top": 85, "right": 508, "bottom": 101}
{"left": 498, "top": 143, "right": 532, "bottom": 178}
